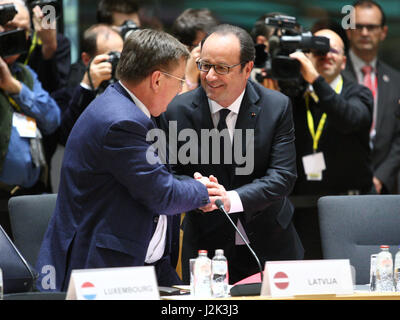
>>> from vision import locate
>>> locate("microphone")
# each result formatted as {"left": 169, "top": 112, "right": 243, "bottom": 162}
{"left": 215, "top": 199, "right": 264, "bottom": 296}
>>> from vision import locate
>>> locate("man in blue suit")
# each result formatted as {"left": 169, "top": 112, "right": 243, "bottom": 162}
{"left": 36, "top": 29, "right": 211, "bottom": 291}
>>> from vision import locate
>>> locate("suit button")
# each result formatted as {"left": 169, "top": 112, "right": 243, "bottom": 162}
{"left": 153, "top": 216, "right": 159, "bottom": 223}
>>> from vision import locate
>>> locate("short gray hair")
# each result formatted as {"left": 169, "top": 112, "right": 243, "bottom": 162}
{"left": 116, "top": 29, "right": 190, "bottom": 83}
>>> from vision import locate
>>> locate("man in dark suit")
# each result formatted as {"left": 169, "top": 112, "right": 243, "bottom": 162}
{"left": 35, "top": 29, "right": 212, "bottom": 292}
{"left": 343, "top": 0, "right": 400, "bottom": 194}
{"left": 160, "top": 24, "right": 304, "bottom": 284}
{"left": 289, "top": 29, "right": 374, "bottom": 259}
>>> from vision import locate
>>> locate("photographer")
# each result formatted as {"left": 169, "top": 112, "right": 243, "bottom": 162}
{"left": 171, "top": 8, "right": 218, "bottom": 93}
{"left": 0, "top": 1, "right": 60, "bottom": 236}
{"left": 96, "top": 0, "right": 141, "bottom": 28}
{"left": 250, "top": 13, "right": 280, "bottom": 91}
{"left": 288, "top": 29, "right": 374, "bottom": 259}
{"left": 53, "top": 24, "right": 123, "bottom": 146}
{"left": 13, "top": 0, "right": 71, "bottom": 95}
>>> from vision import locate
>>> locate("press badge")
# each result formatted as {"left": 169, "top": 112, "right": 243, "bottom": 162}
{"left": 12, "top": 112, "right": 37, "bottom": 138}
{"left": 302, "top": 152, "right": 326, "bottom": 181}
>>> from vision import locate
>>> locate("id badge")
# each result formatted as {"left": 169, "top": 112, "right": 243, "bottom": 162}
{"left": 302, "top": 152, "right": 326, "bottom": 181}
{"left": 12, "top": 113, "right": 37, "bottom": 138}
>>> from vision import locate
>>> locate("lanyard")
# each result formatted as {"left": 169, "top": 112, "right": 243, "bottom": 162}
{"left": 306, "top": 76, "right": 343, "bottom": 152}
{"left": 24, "top": 32, "right": 42, "bottom": 66}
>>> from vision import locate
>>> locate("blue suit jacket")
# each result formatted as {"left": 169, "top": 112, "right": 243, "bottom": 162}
{"left": 36, "top": 82, "right": 209, "bottom": 291}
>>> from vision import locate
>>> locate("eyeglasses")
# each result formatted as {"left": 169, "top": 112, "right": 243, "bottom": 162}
{"left": 160, "top": 71, "right": 186, "bottom": 87}
{"left": 197, "top": 60, "right": 246, "bottom": 75}
{"left": 354, "top": 24, "right": 382, "bottom": 32}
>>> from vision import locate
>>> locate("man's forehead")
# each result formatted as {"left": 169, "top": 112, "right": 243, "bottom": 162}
{"left": 201, "top": 33, "right": 241, "bottom": 61}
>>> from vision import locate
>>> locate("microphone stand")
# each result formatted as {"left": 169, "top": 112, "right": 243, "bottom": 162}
{"left": 215, "top": 199, "right": 264, "bottom": 296}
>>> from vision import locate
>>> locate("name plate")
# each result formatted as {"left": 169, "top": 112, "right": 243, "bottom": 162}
{"left": 261, "top": 259, "right": 353, "bottom": 297}
{"left": 66, "top": 266, "right": 160, "bottom": 300}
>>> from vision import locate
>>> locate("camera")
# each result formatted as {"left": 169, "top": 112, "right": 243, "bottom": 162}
{"left": 254, "top": 15, "right": 330, "bottom": 97}
{"left": 27, "top": 0, "right": 61, "bottom": 19}
{"left": 118, "top": 19, "right": 139, "bottom": 40}
{"left": 0, "top": 3, "right": 28, "bottom": 58}
{"left": 97, "top": 51, "right": 120, "bottom": 93}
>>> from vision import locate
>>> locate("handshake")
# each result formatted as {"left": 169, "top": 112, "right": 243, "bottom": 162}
{"left": 193, "top": 172, "right": 231, "bottom": 213}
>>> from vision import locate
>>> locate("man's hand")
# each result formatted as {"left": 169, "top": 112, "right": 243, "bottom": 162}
{"left": 194, "top": 173, "right": 231, "bottom": 213}
{"left": 373, "top": 176, "right": 383, "bottom": 194}
{"left": 289, "top": 51, "right": 320, "bottom": 84}
{"left": 181, "top": 45, "right": 200, "bottom": 93}
{"left": 32, "top": 5, "right": 57, "bottom": 60}
{"left": 81, "top": 54, "right": 112, "bottom": 90}
{"left": 0, "top": 57, "right": 22, "bottom": 94}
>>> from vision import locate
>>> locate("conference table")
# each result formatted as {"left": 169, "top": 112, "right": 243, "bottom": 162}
{"left": 162, "top": 285, "right": 400, "bottom": 300}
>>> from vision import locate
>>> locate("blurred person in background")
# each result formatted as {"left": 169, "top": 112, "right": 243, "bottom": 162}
{"left": 171, "top": 8, "right": 219, "bottom": 93}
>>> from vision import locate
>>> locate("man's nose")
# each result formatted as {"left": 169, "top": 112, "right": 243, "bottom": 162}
{"left": 205, "top": 66, "right": 218, "bottom": 81}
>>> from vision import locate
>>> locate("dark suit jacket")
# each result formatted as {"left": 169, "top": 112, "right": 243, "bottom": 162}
{"left": 343, "top": 58, "right": 400, "bottom": 193}
{"left": 36, "top": 82, "right": 210, "bottom": 291}
{"left": 291, "top": 75, "right": 374, "bottom": 196}
{"left": 160, "top": 80, "right": 304, "bottom": 283}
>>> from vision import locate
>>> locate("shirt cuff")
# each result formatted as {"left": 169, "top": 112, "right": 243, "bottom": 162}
{"left": 227, "top": 190, "right": 243, "bottom": 214}
{"left": 80, "top": 82, "right": 94, "bottom": 91}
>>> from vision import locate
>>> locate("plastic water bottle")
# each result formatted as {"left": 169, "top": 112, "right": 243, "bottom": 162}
{"left": 376, "top": 245, "right": 394, "bottom": 292}
{"left": 193, "top": 250, "right": 212, "bottom": 298}
{"left": 211, "top": 249, "right": 229, "bottom": 297}
{"left": 394, "top": 246, "right": 400, "bottom": 292}
{"left": 369, "top": 254, "right": 377, "bottom": 292}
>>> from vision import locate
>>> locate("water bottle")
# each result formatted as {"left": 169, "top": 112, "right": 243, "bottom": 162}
{"left": 394, "top": 246, "right": 400, "bottom": 292}
{"left": 193, "top": 250, "right": 212, "bottom": 298}
{"left": 369, "top": 254, "right": 377, "bottom": 292}
{"left": 376, "top": 245, "right": 394, "bottom": 292}
{"left": 211, "top": 249, "right": 229, "bottom": 297}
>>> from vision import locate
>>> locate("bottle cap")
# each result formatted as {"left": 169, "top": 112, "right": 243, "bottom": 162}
{"left": 215, "top": 249, "right": 224, "bottom": 255}
{"left": 380, "top": 245, "right": 390, "bottom": 249}
{"left": 198, "top": 250, "right": 208, "bottom": 255}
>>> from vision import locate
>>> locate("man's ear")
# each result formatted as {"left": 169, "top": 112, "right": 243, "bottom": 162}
{"left": 380, "top": 25, "right": 388, "bottom": 42}
{"left": 81, "top": 52, "right": 91, "bottom": 66}
{"left": 150, "top": 70, "right": 162, "bottom": 92}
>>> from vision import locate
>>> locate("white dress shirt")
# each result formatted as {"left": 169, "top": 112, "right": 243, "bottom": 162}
{"left": 208, "top": 90, "right": 250, "bottom": 245}
{"left": 119, "top": 81, "right": 167, "bottom": 264}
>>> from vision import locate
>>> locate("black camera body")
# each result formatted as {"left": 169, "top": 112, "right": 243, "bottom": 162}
{"left": 0, "top": 3, "right": 28, "bottom": 58}
{"left": 107, "top": 51, "right": 120, "bottom": 80}
{"left": 118, "top": 19, "right": 139, "bottom": 40}
{"left": 27, "top": 0, "right": 60, "bottom": 19}
{"left": 254, "top": 15, "right": 330, "bottom": 97}
{"left": 97, "top": 51, "right": 121, "bottom": 93}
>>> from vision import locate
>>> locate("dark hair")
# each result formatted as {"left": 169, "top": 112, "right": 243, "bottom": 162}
{"left": 97, "top": 0, "right": 139, "bottom": 25}
{"left": 250, "top": 12, "right": 284, "bottom": 42}
{"left": 116, "top": 29, "right": 190, "bottom": 84}
{"left": 81, "top": 24, "right": 121, "bottom": 57}
{"left": 201, "top": 24, "right": 255, "bottom": 68}
{"left": 352, "top": 0, "right": 386, "bottom": 26}
{"left": 171, "top": 8, "right": 219, "bottom": 47}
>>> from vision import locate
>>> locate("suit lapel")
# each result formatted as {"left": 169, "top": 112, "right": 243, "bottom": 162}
{"left": 231, "top": 82, "right": 261, "bottom": 182}
{"left": 343, "top": 57, "right": 358, "bottom": 82}
{"left": 376, "top": 61, "right": 391, "bottom": 133}
{"left": 191, "top": 88, "right": 214, "bottom": 132}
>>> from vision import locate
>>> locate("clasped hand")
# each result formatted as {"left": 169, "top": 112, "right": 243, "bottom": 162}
{"left": 193, "top": 172, "right": 231, "bottom": 213}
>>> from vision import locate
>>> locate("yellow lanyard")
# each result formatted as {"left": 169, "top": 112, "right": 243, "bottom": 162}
{"left": 306, "top": 76, "right": 343, "bottom": 152}
{"left": 24, "top": 32, "right": 42, "bottom": 66}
